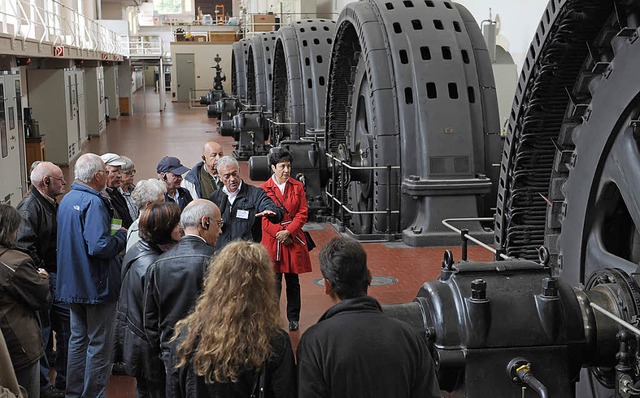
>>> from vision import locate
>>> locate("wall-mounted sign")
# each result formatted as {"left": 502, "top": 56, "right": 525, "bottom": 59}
{"left": 53, "top": 46, "right": 64, "bottom": 57}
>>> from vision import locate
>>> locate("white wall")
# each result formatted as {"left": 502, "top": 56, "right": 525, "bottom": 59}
{"left": 170, "top": 42, "right": 233, "bottom": 99}
{"left": 455, "top": 0, "right": 548, "bottom": 73}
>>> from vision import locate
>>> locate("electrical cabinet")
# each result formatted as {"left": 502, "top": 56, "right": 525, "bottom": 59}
{"left": 0, "top": 73, "right": 26, "bottom": 206}
{"left": 103, "top": 64, "right": 120, "bottom": 120}
{"left": 27, "top": 68, "right": 84, "bottom": 165}
{"left": 84, "top": 66, "right": 106, "bottom": 136}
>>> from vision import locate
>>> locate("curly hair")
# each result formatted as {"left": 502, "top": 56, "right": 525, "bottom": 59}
{"left": 173, "top": 241, "right": 280, "bottom": 383}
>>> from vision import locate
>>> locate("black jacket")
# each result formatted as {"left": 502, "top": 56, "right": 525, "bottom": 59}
{"left": 167, "top": 329, "right": 296, "bottom": 398}
{"left": 143, "top": 235, "right": 215, "bottom": 362}
{"left": 115, "top": 240, "right": 164, "bottom": 380}
{"left": 209, "top": 183, "right": 283, "bottom": 250}
{"left": 15, "top": 188, "right": 58, "bottom": 272}
{"left": 297, "top": 296, "right": 441, "bottom": 398}
{"left": 106, "top": 187, "right": 134, "bottom": 229}
{"left": 0, "top": 247, "right": 51, "bottom": 370}
{"left": 164, "top": 187, "right": 193, "bottom": 210}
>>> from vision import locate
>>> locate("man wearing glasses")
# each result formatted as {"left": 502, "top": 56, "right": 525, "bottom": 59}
{"left": 56, "top": 153, "right": 127, "bottom": 398}
{"left": 16, "top": 161, "right": 67, "bottom": 398}
{"left": 208, "top": 156, "right": 283, "bottom": 250}
{"left": 101, "top": 153, "right": 133, "bottom": 229}
{"left": 143, "top": 199, "right": 222, "bottom": 381}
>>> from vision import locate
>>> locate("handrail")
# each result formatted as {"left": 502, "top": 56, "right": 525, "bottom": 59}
{"left": 0, "top": 0, "right": 126, "bottom": 56}
{"left": 441, "top": 217, "right": 511, "bottom": 261}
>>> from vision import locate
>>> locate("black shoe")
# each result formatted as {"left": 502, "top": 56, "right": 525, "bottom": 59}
{"left": 288, "top": 321, "right": 299, "bottom": 331}
{"left": 41, "top": 385, "right": 65, "bottom": 398}
{"left": 112, "top": 362, "right": 127, "bottom": 375}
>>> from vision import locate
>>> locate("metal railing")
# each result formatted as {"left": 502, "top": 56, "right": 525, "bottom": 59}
{"left": 0, "top": 0, "right": 125, "bottom": 55}
{"left": 325, "top": 153, "right": 401, "bottom": 238}
{"left": 189, "top": 89, "right": 210, "bottom": 108}
{"left": 128, "top": 36, "right": 163, "bottom": 57}
{"left": 441, "top": 217, "right": 511, "bottom": 261}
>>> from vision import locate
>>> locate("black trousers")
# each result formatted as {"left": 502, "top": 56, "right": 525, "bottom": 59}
{"left": 275, "top": 272, "right": 301, "bottom": 322}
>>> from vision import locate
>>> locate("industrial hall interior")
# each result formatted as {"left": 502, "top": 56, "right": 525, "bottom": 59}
{"left": 2, "top": 0, "right": 640, "bottom": 397}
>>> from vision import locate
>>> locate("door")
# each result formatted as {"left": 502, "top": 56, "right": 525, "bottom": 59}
{"left": 176, "top": 53, "right": 195, "bottom": 103}
{"left": 0, "top": 77, "right": 23, "bottom": 205}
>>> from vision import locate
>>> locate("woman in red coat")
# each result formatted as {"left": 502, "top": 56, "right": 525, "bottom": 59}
{"left": 260, "top": 148, "right": 312, "bottom": 331}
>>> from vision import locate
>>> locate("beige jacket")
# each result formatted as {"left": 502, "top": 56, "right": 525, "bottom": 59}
{"left": 0, "top": 329, "right": 25, "bottom": 398}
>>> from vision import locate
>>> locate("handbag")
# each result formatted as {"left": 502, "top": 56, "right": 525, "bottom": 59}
{"left": 270, "top": 187, "right": 316, "bottom": 252}
{"left": 303, "top": 230, "right": 316, "bottom": 252}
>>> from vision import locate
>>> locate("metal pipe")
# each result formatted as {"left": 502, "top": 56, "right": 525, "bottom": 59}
{"left": 441, "top": 218, "right": 511, "bottom": 261}
{"left": 591, "top": 302, "right": 640, "bottom": 336}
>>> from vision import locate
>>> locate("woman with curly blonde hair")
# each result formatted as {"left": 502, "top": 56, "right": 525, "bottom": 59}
{"left": 168, "top": 240, "right": 296, "bottom": 397}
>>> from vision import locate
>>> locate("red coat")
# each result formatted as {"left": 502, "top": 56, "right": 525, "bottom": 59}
{"left": 260, "top": 177, "right": 312, "bottom": 274}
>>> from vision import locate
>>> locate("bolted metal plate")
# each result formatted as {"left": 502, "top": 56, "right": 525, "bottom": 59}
{"left": 312, "top": 275, "right": 397, "bottom": 287}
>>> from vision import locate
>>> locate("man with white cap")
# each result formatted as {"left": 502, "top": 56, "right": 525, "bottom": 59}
{"left": 101, "top": 153, "right": 133, "bottom": 229}
{"left": 157, "top": 156, "right": 193, "bottom": 210}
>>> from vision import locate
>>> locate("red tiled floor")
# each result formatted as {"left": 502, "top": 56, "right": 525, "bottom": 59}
{"left": 59, "top": 90, "right": 495, "bottom": 396}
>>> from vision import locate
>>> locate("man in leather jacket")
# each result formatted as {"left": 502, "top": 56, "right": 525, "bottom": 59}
{"left": 143, "top": 199, "right": 222, "bottom": 383}
{"left": 16, "top": 161, "right": 67, "bottom": 398}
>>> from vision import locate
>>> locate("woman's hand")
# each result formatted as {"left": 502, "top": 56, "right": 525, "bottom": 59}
{"left": 276, "top": 229, "right": 292, "bottom": 244}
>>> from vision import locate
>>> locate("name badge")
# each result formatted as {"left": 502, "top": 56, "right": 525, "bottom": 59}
{"left": 236, "top": 209, "right": 250, "bottom": 219}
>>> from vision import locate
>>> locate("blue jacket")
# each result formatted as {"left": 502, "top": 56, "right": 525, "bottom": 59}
{"left": 56, "top": 182, "right": 127, "bottom": 304}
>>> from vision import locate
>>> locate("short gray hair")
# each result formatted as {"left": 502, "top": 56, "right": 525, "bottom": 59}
{"left": 217, "top": 156, "right": 239, "bottom": 174}
{"left": 180, "top": 200, "right": 216, "bottom": 229}
{"left": 131, "top": 179, "right": 166, "bottom": 209}
{"left": 120, "top": 156, "right": 135, "bottom": 172}
{"left": 30, "top": 161, "right": 58, "bottom": 188}
{"left": 75, "top": 153, "right": 104, "bottom": 183}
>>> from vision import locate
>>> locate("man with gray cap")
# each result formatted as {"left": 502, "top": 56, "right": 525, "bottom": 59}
{"left": 157, "top": 156, "right": 193, "bottom": 210}
{"left": 101, "top": 153, "right": 133, "bottom": 229}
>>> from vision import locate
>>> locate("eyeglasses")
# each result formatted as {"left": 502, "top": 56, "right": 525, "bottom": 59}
{"left": 123, "top": 170, "right": 136, "bottom": 176}
{"left": 105, "top": 170, "right": 121, "bottom": 176}
{"left": 214, "top": 219, "right": 224, "bottom": 228}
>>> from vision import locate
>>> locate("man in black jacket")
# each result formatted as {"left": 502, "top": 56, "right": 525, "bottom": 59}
{"left": 16, "top": 161, "right": 67, "bottom": 398}
{"left": 101, "top": 153, "right": 134, "bottom": 228}
{"left": 297, "top": 237, "right": 441, "bottom": 398}
{"left": 143, "top": 199, "right": 222, "bottom": 382}
{"left": 157, "top": 156, "right": 193, "bottom": 210}
{"left": 208, "top": 156, "right": 283, "bottom": 250}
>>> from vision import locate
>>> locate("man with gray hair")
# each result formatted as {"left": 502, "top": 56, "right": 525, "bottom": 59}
{"left": 126, "top": 179, "right": 168, "bottom": 252}
{"left": 16, "top": 162, "right": 67, "bottom": 398}
{"left": 56, "top": 153, "right": 127, "bottom": 398}
{"left": 143, "top": 199, "right": 222, "bottom": 382}
{"left": 208, "top": 156, "right": 283, "bottom": 249}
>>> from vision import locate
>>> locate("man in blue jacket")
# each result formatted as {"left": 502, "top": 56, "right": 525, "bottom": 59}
{"left": 56, "top": 153, "right": 127, "bottom": 398}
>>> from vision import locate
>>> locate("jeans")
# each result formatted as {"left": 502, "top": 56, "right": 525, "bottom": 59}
{"left": 275, "top": 273, "right": 301, "bottom": 321}
{"left": 40, "top": 273, "right": 70, "bottom": 391}
{"left": 15, "top": 361, "right": 40, "bottom": 398}
{"left": 66, "top": 301, "right": 117, "bottom": 398}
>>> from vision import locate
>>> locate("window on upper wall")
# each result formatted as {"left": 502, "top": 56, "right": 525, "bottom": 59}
{"left": 153, "top": 0, "right": 192, "bottom": 15}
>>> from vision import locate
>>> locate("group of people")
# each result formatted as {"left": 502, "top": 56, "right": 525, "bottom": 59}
{"left": 0, "top": 140, "right": 441, "bottom": 398}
